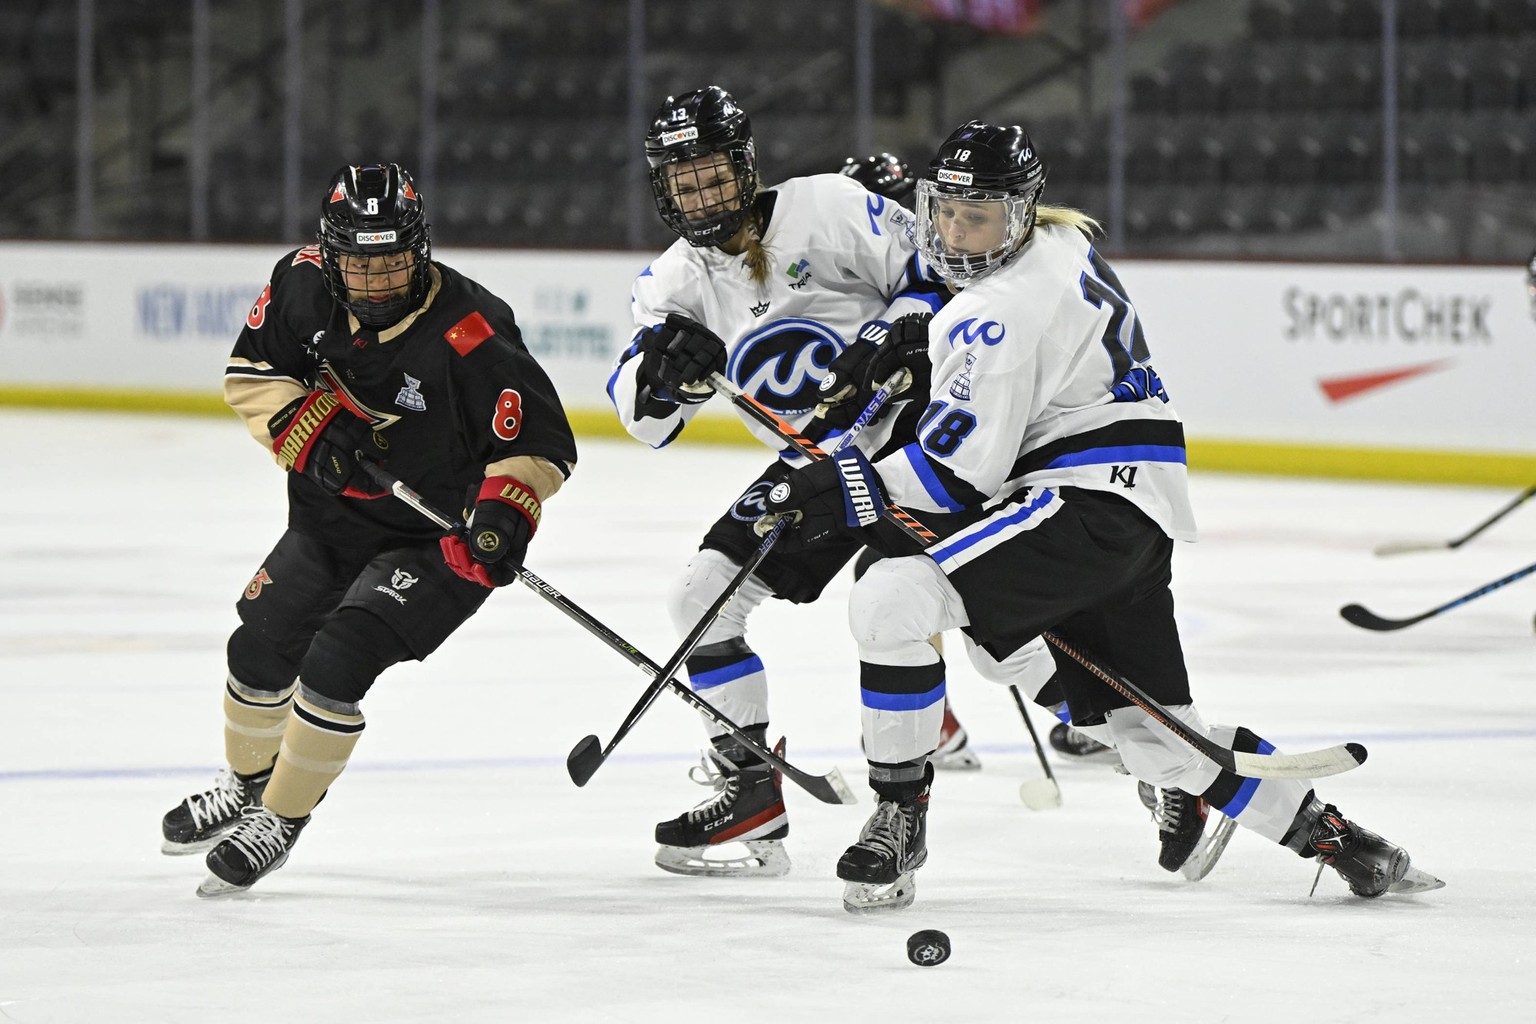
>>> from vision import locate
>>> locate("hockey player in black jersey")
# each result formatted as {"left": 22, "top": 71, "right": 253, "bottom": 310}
{"left": 160, "top": 164, "right": 577, "bottom": 897}
{"left": 771, "top": 121, "right": 1442, "bottom": 911}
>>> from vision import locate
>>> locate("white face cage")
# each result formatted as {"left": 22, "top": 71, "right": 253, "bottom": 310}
{"left": 915, "top": 178, "right": 1039, "bottom": 286}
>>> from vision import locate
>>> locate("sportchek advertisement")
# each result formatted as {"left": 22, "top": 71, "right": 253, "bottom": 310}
{"left": 1, "top": 242, "right": 1531, "bottom": 458}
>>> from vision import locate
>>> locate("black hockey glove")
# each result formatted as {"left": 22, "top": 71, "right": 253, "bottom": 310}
{"left": 637, "top": 312, "right": 727, "bottom": 405}
{"left": 268, "top": 390, "right": 386, "bottom": 498}
{"left": 863, "top": 312, "right": 933, "bottom": 399}
{"left": 757, "top": 449, "right": 887, "bottom": 551}
{"left": 440, "top": 476, "right": 541, "bottom": 588}
{"left": 816, "top": 319, "right": 889, "bottom": 430}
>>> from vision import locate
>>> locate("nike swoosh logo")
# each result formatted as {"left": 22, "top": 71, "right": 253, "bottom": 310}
{"left": 1317, "top": 360, "right": 1450, "bottom": 402}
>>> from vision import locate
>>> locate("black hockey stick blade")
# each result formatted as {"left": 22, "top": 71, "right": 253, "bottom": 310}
{"left": 567, "top": 734, "right": 604, "bottom": 787}
{"left": 1339, "top": 603, "right": 1433, "bottom": 631}
{"left": 1341, "top": 558, "right": 1536, "bottom": 632}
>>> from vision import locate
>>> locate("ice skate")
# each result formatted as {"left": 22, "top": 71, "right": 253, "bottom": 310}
{"left": 1138, "top": 781, "right": 1208, "bottom": 873}
{"left": 838, "top": 767, "right": 931, "bottom": 914}
{"left": 931, "top": 701, "right": 981, "bottom": 771}
{"left": 161, "top": 766, "right": 271, "bottom": 855}
{"left": 1049, "top": 721, "right": 1120, "bottom": 765}
{"left": 1307, "top": 803, "right": 1444, "bottom": 898}
{"left": 653, "top": 739, "right": 790, "bottom": 878}
{"left": 197, "top": 806, "right": 309, "bottom": 898}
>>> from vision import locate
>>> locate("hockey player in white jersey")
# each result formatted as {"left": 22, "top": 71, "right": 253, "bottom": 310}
{"left": 607, "top": 85, "right": 975, "bottom": 878}
{"left": 765, "top": 120, "right": 1442, "bottom": 911}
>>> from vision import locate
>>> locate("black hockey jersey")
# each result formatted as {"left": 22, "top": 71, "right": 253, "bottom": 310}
{"left": 226, "top": 246, "right": 577, "bottom": 543}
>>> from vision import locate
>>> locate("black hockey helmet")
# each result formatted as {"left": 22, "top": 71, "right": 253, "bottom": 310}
{"left": 644, "top": 85, "right": 758, "bottom": 248}
{"left": 838, "top": 152, "right": 916, "bottom": 206}
{"left": 318, "top": 163, "right": 432, "bottom": 328}
{"left": 916, "top": 120, "right": 1047, "bottom": 285}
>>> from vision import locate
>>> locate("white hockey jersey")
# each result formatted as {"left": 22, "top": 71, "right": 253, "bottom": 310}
{"left": 608, "top": 174, "right": 945, "bottom": 452}
{"left": 874, "top": 222, "right": 1199, "bottom": 543}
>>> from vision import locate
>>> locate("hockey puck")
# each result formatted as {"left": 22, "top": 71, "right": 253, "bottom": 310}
{"left": 906, "top": 929, "right": 951, "bottom": 967}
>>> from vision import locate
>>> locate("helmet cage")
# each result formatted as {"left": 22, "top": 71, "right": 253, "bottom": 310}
{"left": 915, "top": 178, "right": 1042, "bottom": 286}
{"left": 318, "top": 164, "right": 432, "bottom": 328}
{"left": 648, "top": 141, "right": 759, "bottom": 248}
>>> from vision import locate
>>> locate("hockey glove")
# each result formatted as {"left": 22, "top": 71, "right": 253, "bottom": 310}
{"left": 758, "top": 449, "right": 887, "bottom": 551}
{"left": 864, "top": 312, "right": 933, "bottom": 399}
{"left": 268, "top": 390, "right": 386, "bottom": 498}
{"left": 440, "top": 476, "right": 540, "bottom": 588}
{"left": 816, "top": 320, "right": 889, "bottom": 430}
{"left": 637, "top": 312, "right": 727, "bottom": 405}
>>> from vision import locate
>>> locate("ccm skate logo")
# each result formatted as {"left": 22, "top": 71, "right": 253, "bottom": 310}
{"left": 355, "top": 230, "right": 398, "bottom": 245}
{"left": 659, "top": 127, "right": 699, "bottom": 146}
{"left": 936, "top": 168, "right": 973, "bottom": 185}
{"left": 836, "top": 455, "right": 880, "bottom": 527}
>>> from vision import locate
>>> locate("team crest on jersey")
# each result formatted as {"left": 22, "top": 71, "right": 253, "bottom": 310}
{"left": 395, "top": 373, "right": 426, "bottom": 412}
{"left": 729, "top": 480, "right": 776, "bottom": 522}
{"left": 750, "top": 300, "right": 769, "bottom": 317}
{"left": 949, "top": 353, "right": 977, "bottom": 401}
{"left": 947, "top": 318, "right": 1006, "bottom": 347}
{"left": 316, "top": 364, "right": 401, "bottom": 433}
{"left": 727, "top": 317, "right": 844, "bottom": 415}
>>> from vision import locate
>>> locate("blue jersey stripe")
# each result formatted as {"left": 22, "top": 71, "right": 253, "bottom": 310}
{"left": 902, "top": 443, "right": 968, "bottom": 512}
{"left": 930, "top": 487, "right": 1056, "bottom": 564}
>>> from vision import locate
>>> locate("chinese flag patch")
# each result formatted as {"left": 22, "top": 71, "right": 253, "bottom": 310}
{"left": 445, "top": 311, "right": 495, "bottom": 356}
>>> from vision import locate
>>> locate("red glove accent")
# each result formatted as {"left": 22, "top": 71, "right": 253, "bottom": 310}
{"left": 474, "top": 475, "right": 543, "bottom": 533}
{"left": 440, "top": 535, "right": 496, "bottom": 588}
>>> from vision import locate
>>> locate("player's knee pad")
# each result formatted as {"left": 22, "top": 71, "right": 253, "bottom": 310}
{"left": 849, "top": 556, "right": 955, "bottom": 662}
{"left": 1104, "top": 702, "right": 1215, "bottom": 790}
{"left": 667, "top": 547, "right": 773, "bottom": 645}
{"left": 297, "top": 608, "right": 412, "bottom": 707}
{"left": 227, "top": 624, "right": 302, "bottom": 694}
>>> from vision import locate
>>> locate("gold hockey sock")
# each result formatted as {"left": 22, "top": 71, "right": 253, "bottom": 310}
{"left": 223, "top": 676, "right": 296, "bottom": 776}
{"left": 262, "top": 684, "right": 365, "bottom": 819}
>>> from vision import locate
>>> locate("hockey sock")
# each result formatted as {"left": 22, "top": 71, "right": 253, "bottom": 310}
{"left": 262, "top": 683, "right": 365, "bottom": 819}
{"left": 223, "top": 676, "right": 296, "bottom": 776}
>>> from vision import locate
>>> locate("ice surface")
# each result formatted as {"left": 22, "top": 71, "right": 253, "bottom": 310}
{"left": 2, "top": 409, "right": 1532, "bottom": 1022}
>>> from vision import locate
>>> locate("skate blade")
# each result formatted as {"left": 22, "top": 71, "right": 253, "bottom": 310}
{"left": 841, "top": 872, "right": 917, "bottom": 914}
{"left": 654, "top": 840, "right": 791, "bottom": 878}
{"left": 1387, "top": 865, "right": 1445, "bottom": 895}
{"left": 1181, "top": 814, "right": 1238, "bottom": 882}
{"left": 161, "top": 836, "right": 225, "bottom": 856}
{"left": 196, "top": 873, "right": 253, "bottom": 898}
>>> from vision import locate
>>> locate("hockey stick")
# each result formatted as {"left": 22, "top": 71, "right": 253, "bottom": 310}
{"left": 357, "top": 461, "right": 856, "bottom": 805}
{"left": 1340, "top": 557, "right": 1536, "bottom": 631}
{"left": 733, "top": 386, "right": 1369, "bottom": 780}
{"left": 1374, "top": 484, "right": 1536, "bottom": 556}
{"left": 564, "top": 370, "right": 913, "bottom": 790}
{"left": 1009, "top": 685, "right": 1063, "bottom": 810}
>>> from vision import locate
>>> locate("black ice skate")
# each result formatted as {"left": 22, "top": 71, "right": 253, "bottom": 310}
{"left": 838, "top": 766, "right": 931, "bottom": 914}
{"left": 932, "top": 702, "right": 981, "bottom": 771}
{"left": 653, "top": 739, "right": 790, "bottom": 878}
{"left": 197, "top": 806, "right": 310, "bottom": 898}
{"left": 161, "top": 766, "right": 271, "bottom": 855}
{"left": 1049, "top": 721, "right": 1120, "bottom": 765}
{"left": 1138, "top": 781, "right": 1208, "bottom": 873}
{"left": 1307, "top": 803, "right": 1444, "bottom": 898}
